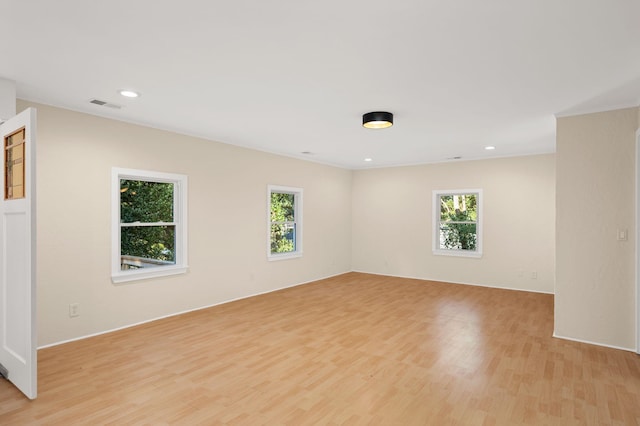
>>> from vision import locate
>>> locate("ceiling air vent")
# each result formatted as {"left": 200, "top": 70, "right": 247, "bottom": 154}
{"left": 89, "top": 99, "right": 122, "bottom": 109}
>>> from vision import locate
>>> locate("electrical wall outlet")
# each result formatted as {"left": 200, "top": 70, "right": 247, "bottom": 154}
{"left": 531, "top": 271, "right": 538, "bottom": 280}
{"left": 69, "top": 303, "right": 79, "bottom": 318}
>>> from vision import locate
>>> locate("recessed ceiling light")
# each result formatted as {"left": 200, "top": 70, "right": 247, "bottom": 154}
{"left": 485, "top": 146, "right": 496, "bottom": 150}
{"left": 364, "top": 158, "right": 373, "bottom": 162}
{"left": 119, "top": 90, "right": 140, "bottom": 98}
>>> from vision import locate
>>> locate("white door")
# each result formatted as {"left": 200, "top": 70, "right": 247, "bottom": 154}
{"left": 0, "top": 107, "right": 37, "bottom": 399}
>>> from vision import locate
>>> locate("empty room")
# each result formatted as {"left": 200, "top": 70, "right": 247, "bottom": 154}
{"left": 1, "top": 1, "right": 640, "bottom": 425}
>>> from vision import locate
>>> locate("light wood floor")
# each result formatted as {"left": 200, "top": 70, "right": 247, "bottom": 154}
{"left": 1, "top": 273, "right": 640, "bottom": 425}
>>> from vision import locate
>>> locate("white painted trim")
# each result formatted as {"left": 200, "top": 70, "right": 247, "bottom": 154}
{"left": 349, "top": 270, "right": 554, "bottom": 295}
{"left": 267, "top": 184, "right": 303, "bottom": 260}
{"left": 111, "top": 266, "right": 189, "bottom": 284}
{"left": 636, "top": 128, "right": 640, "bottom": 354}
{"left": 111, "top": 167, "right": 188, "bottom": 283}
{"left": 268, "top": 252, "right": 303, "bottom": 261}
{"left": 432, "top": 188, "right": 483, "bottom": 258}
{"left": 38, "top": 270, "right": 349, "bottom": 350}
{"left": 552, "top": 333, "right": 635, "bottom": 353}
{"left": 432, "top": 249, "right": 483, "bottom": 258}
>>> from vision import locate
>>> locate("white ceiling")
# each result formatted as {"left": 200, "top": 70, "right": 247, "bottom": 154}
{"left": 1, "top": 0, "right": 639, "bottom": 169}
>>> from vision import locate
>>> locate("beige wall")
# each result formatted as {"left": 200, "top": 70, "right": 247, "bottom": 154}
{"left": 27, "top": 99, "right": 639, "bottom": 351}
{"left": 20, "top": 101, "right": 352, "bottom": 347}
{"left": 351, "top": 155, "right": 556, "bottom": 293}
{"left": 556, "top": 107, "right": 639, "bottom": 350}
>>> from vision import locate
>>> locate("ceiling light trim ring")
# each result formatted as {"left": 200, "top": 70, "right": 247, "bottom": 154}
{"left": 363, "top": 111, "right": 393, "bottom": 129}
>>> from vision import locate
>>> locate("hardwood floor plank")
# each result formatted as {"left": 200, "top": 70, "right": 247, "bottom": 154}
{"left": 1, "top": 272, "right": 639, "bottom": 425}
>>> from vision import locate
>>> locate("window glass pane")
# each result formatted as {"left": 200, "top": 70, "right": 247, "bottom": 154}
{"left": 440, "top": 194, "right": 477, "bottom": 222}
{"left": 270, "top": 223, "right": 296, "bottom": 254}
{"left": 121, "top": 226, "right": 175, "bottom": 270}
{"left": 4, "top": 129, "right": 25, "bottom": 200}
{"left": 439, "top": 195, "right": 453, "bottom": 221}
{"left": 463, "top": 194, "right": 478, "bottom": 220}
{"left": 270, "top": 192, "right": 295, "bottom": 222}
{"left": 439, "top": 223, "right": 477, "bottom": 250}
{"left": 120, "top": 180, "right": 174, "bottom": 223}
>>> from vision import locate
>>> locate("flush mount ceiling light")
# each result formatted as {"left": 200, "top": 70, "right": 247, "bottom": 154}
{"left": 119, "top": 90, "right": 140, "bottom": 98}
{"left": 362, "top": 111, "right": 393, "bottom": 129}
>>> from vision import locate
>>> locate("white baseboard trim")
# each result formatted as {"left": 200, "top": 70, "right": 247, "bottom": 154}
{"left": 350, "top": 270, "right": 554, "bottom": 295}
{"left": 552, "top": 332, "right": 636, "bottom": 353}
{"left": 38, "top": 270, "right": 350, "bottom": 350}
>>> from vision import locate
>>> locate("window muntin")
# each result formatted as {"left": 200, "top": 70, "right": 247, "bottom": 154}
{"left": 268, "top": 185, "right": 302, "bottom": 260}
{"left": 112, "top": 168, "right": 188, "bottom": 283}
{"left": 433, "top": 189, "right": 482, "bottom": 257}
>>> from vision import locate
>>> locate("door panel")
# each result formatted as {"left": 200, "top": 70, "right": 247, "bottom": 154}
{"left": 0, "top": 107, "right": 37, "bottom": 399}
{"left": 5, "top": 212, "right": 28, "bottom": 360}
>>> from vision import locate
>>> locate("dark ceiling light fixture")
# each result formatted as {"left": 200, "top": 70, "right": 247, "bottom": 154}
{"left": 362, "top": 111, "right": 393, "bottom": 129}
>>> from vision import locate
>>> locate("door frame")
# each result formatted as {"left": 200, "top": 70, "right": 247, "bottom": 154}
{"left": 636, "top": 128, "right": 640, "bottom": 354}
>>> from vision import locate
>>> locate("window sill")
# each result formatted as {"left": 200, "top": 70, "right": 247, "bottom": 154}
{"left": 432, "top": 249, "right": 482, "bottom": 259}
{"left": 111, "top": 265, "right": 188, "bottom": 284}
{"left": 268, "top": 252, "right": 303, "bottom": 262}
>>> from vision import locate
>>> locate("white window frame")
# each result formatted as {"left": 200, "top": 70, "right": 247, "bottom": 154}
{"left": 267, "top": 185, "right": 303, "bottom": 261}
{"left": 111, "top": 167, "right": 188, "bottom": 283}
{"left": 432, "top": 189, "right": 483, "bottom": 258}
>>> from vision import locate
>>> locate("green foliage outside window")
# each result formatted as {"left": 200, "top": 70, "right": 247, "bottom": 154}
{"left": 270, "top": 192, "right": 296, "bottom": 254}
{"left": 439, "top": 194, "right": 477, "bottom": 251}
{"left": 120, "top": 179, "right": 175, "bottom": 265}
